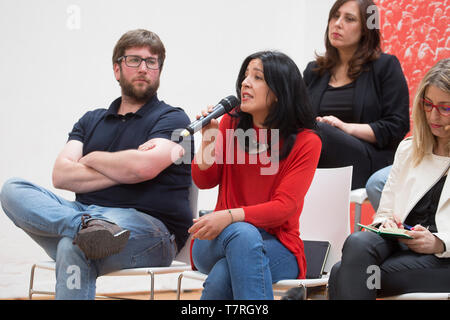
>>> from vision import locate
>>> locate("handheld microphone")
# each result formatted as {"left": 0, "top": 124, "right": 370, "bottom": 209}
{"left": 181, "top": 95, "right": 239, "bottom": 137}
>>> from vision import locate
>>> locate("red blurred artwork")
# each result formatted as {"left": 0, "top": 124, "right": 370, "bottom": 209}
{"left": 377, "top": 0, "right": 449, "bottom": 116}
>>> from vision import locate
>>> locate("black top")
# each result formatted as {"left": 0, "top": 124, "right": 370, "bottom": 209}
{"left": 404, "top": 175, "right": 447, "bottom": 233}
{"left": 319, "top": 82, "right": 355, "bottom": 123}
{"left": 68, "top": 95, "right": 194, "bottom": 250}
{"left": 303, "top": 53, "right": 410, "bottom": 170}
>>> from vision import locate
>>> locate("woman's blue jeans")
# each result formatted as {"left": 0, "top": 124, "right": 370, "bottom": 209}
{"left": 0, "top": 177, "right": 177, "bottom": 299}
{"left": 192, "top": 222, "right": 299, "bottom": 300}
{"left": 365, "top": 165, "right": 392, "bottom": 211}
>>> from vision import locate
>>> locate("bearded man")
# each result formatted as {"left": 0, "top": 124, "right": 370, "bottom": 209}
{"left": 0, "top": 29, "right": 193, "bottom": 299}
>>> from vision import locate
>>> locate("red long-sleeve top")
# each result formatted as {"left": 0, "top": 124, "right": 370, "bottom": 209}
{"left": 191, "top": 114, "right": 321, "bottom": 279}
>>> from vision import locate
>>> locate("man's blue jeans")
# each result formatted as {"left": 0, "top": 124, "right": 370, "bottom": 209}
{"left": 0, "top": 177, "right": 177, "bottom": 299}
{"left": 192, "top": 222, "right": 299, "bottom": 300}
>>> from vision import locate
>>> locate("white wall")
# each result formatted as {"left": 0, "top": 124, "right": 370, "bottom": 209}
{"left": 0, "top": 0, "right": 334, "bottom": 298}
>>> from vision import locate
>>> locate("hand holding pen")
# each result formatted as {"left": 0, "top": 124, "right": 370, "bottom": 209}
{"left": 399, "top": 224, "right": 444, "bottom": 254}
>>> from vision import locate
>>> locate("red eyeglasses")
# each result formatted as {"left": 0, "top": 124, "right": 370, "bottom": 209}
{"left": 422, "top": 98, "right": 450, "bottom": 116}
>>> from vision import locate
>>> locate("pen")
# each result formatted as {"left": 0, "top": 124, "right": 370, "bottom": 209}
{"left": 402, "top": 223, "right": 430, "bottom": 230}
{"left": 402, "top": 223, "right": 413, "bottom": 230}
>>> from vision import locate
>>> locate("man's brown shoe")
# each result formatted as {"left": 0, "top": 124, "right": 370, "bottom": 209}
{"left": 73, "top": 214, "right": 130, "bottom": 260}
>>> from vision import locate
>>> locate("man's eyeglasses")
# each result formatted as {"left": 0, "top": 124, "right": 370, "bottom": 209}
{"left": 422, "top": 98, "right": 450, "bottom": 116}
{"left": 118, "top": 55, "right": 159, "bottom": 70}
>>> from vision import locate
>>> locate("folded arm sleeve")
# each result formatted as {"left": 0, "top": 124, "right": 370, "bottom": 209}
{"left": 369, "top": 55, "right": 410, "bottom": 149}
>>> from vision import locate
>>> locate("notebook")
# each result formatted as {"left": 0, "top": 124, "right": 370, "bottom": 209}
{"left": 357, "top": 223, "right": 413, "bottom": 239}
{"left": 303, "top": 240, "right": 331, "bottom": 279}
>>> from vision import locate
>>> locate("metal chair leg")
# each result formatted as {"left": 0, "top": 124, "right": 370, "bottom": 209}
{"left": 301, "top": 284, "right": 307, "bottom": 300}
{"left": 29, "top": 264, "right": 37, "bottom": 300}
{"left": 176, "top": 273, "right": 183, "bottom": 300}
{"left": 148, "top": 271, "right": 155, "bottom": 300}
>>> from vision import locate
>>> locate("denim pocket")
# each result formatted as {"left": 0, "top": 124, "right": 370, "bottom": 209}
{"left": 130, "top": 235, "right": 174, "bottom": 268}
{"left": 130, "top": 238, "right": 164, "bottom": 267}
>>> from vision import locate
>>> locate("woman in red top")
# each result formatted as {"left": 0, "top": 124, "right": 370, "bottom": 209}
{"left": 189, "top": 51, "right": 322, "bottom": 299}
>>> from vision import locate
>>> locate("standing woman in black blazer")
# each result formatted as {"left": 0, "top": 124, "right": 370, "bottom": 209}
{"left": 303, "top": 0, "right": 410, "bottom": 189}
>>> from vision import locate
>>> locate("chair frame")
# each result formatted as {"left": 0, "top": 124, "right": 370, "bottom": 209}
{"left": 176, "top": 271, "right": 330, "bottom": 300}
{"left": 382, "top": 292, "right": 450, "bottom": 300}
{"left": 28, "top": 260, "right": 192, "bottom": 300}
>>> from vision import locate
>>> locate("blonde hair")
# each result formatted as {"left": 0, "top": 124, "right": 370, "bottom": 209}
{"left": 412, "top": 58, "right": 450, "bottom": 165}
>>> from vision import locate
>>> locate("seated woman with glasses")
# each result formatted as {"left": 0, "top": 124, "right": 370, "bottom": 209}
{"left": 328, "top": 58, "right": 450, "bottom": 299}
{"left": 366, "top": 84, "right": 450, "bottom": 211}
{"left": 188, "top": 51, "right": 322, "bottom": 299}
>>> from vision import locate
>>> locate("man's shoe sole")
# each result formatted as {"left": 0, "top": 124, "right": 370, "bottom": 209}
{"left": 75, "top": 228, "right": 130, "bottom": 260}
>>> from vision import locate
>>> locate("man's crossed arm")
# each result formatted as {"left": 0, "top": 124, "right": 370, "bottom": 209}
{"left": 52, "top": 138, "right": 185, "bottom": 193}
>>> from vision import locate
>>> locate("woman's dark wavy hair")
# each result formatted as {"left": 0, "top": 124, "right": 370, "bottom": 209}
{"left": 315, "top": 0, "right": 382, "bottom": 79}
{"left": 233, "top": 51, "right": 317, "bottom": 160}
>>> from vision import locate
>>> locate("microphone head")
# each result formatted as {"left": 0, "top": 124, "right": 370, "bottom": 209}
{"left": 219, "top": 95, "right": 240, "bottom": 113}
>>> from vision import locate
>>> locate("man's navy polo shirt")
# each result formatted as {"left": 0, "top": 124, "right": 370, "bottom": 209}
{"left": 68, "top": 95, "right": 194, "bottom": 250}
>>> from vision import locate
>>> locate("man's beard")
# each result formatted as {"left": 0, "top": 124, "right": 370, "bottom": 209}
{"left": 119, "top": 73, "right": 159, "bottom": 103}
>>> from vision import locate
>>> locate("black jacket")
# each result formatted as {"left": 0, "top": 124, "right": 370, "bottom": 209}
{"left": 303, "top": 53, "right": 410, "bottom": 167}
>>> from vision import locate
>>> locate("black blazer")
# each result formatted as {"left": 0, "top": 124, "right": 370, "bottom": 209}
{"left": 303, "top": 53, "right": 410, "bottom": 167}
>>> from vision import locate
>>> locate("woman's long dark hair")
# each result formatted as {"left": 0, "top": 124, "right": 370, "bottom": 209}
{"left": 233, "top": 51, "right": 317, "bottom": 159}
{"left": 315, "top": 0, "right": 382, "bottom": 79}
